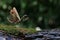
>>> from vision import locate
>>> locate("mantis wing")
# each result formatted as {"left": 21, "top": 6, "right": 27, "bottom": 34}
{"left": 7, "top": 7, "right": 21, "bottom": 23}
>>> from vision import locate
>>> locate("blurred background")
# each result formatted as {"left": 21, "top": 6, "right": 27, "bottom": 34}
{"left": 0, "top": 0, "right": 60, "bottom": 29}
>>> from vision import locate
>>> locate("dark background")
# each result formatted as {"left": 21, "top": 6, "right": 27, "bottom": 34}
{"left": 0, "top": 0, "right": 60, "bottom": 29}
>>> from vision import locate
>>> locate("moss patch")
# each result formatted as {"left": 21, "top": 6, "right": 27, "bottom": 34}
{"left": 0, "top": 24, "right": 36, "bottom": 36}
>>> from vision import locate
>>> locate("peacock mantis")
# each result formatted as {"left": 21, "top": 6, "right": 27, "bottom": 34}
{"left": 7, "top": 7, "right": 29, "bottom": 23}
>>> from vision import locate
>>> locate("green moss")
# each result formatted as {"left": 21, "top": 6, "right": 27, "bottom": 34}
{"left": 0, "top": 24, "right": 36, "bottom": 36}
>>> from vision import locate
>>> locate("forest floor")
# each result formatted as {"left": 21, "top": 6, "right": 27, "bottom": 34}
{"left": 0, "top": 24, "right": 60, "bottom": 40}
{"left": 0, "top": 24, "right": 36, "bottom": 36}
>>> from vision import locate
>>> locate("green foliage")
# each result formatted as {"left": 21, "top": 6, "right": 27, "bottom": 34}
{"left": 0, "top": 0, "right": 60, "bottom": 29}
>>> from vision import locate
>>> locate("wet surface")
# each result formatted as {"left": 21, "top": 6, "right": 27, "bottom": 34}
{"left": 0, "top": 29, "right": 60, "bottom": 40}
{"left": 0, "top": 37, "right": 6, "bottom": 40}
{"left": 25, "top": 29, "right": 60, "bottom": 40}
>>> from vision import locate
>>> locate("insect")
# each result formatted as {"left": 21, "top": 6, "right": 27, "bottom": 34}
{"left": 7, "top": 7, "right": 29, "bottom": 23}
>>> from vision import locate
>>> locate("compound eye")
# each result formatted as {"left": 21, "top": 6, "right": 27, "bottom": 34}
{"left": 10, "top": 10, "right": 15, "bottom": 14}
{"left": 11, "top": 12, "right": 14, "bottom": 14}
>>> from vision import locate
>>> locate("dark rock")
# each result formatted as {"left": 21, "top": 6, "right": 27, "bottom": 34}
{"left": 34, "top": 38, "right": 43, "bottom": 40}
{"left": 0, "top": 37, "right": 6, "bottom": 40}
